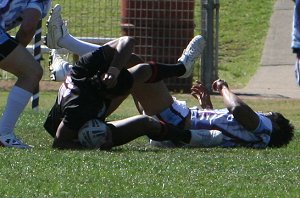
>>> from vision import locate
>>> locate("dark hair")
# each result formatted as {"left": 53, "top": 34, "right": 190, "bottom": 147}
{"left": 267, "top": 112, "right": 294, "bottom": 148}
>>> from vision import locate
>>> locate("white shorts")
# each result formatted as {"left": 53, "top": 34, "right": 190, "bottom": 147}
{"left": 154, "top": 97, "right": 190, "bottom": 128}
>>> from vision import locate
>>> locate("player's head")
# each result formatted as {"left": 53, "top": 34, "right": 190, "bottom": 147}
{"left": 265, "top": 112, "right": 294, "bottom": 147}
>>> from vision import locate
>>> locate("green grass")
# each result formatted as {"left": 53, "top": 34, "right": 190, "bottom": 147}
{"left": 0, "top": 91, "right": 299, "bottom": 197}
{"left": 217, "top": 0, "right": 276, "bottom": 88}
{"left": 1, "top": 0, "right": 299, "bottom": 197}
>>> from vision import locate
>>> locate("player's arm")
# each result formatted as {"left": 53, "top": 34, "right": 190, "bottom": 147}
{"left": 212, "top": 79, "right": 260, "bottom": 131}
{"left": 52, "top": 121, "right": 84, "bottom": 149}
{"left": 15, "top": 8, "right": 41, "bottom": 46}
{"left": 191, "top": 81, "right": 213, "bottom": 109}
{"left": 102, "top": 36, "right": 135, "bottom": 88}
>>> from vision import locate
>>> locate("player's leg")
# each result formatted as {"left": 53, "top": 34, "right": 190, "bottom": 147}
{"left": 48, "top": 49, "right": 72, "bottom": 81}
{"left": 125, "top": 35, "right": 205, "bottom": 117}
{"left": 108, "top": 115, "right": 191, "bottom": 147}
{"left": 131, "top": 82, "right": 174, "bottom": 115}
{"left": 150, "top": 129, "right": 224, "bottom": 148}
{"left": 107, "top": 35, "right": 205, "bottom": 120}
{"left": 45, "top": 4, "right": 100, "bottom": 56}
{"left": 47, "top": 36, "right": 135, "bottom": 82}
{"left": 128, "top": 35, "right": 205, "bottom": 83}
{"left": 121, "top": 53, "right": 177, "bottom": 116}
{"left": 49, "top": 34, "right": 135, "bottom": 81}
{"left": 108, "top": 115, "right": 223, "bottom": 148}
{"left": 0, "top": 34, "right": 43, "bottom": 148}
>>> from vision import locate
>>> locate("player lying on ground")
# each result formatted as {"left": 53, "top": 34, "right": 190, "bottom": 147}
{"left": 43, "top": 5, "right": 213, "bottom": 149}
{"left": 45, "top": 4, "right": 294, "bottom": 149}
{"left": 150, "top": 79, "right": 295, "bottom": 148}
{"left": 0, "top": 0, "right": 51, "bottom": 148}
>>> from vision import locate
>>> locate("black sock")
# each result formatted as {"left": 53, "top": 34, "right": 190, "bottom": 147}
{"left": 145, "top": 61, "right": 185, "bottom": 83}
{"left": 149, "top": 121, "right": 191, "bottom": 144}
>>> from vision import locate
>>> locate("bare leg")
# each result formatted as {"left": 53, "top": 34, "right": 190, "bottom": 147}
{"left": 1, "top": 45, "right": 42, "bottom": 92}
{"left": 0, "top": 45, "right": 43, "bottom": 148}
{"left": 131, "top": 82, "right": 173, "bottom": 115}
{"left": 125, "top": 54, "right": 174, "bottom": 115}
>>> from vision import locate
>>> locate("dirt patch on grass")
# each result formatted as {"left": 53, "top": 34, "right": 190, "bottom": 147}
{"left": 0, "top": 80, "right": 61, "bottom": 91}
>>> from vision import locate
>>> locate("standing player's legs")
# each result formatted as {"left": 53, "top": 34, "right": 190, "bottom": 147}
{"left": 0, "top": 33, "right": 43, "bottom": 148}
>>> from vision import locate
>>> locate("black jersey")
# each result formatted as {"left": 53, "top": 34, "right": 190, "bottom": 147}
{"left": 44, "top": 47, "right": 133, "bottom": 137}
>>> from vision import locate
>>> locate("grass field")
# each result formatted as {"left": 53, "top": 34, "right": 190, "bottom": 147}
{"left": 0, "top": 91, "right": 299, "bottom": 197}
{"left": 2, "top": 0, "right": 300, "bottom": 197}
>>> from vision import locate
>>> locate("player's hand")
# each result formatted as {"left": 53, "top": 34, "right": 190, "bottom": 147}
{"left": 191, "top": 81, "right": 213, "bottom": 109}
{"left": 101, "top": 67, "right": 120, "bottom": 88}
{"left": 212, "top": 79, "right": 228, "bottom": 92}
{"left": 191, "top": 81, "right": 208, "bottom": 100}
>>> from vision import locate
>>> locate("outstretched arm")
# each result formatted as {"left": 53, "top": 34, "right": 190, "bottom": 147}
{"left": 212, "top": 79, "right": 260, "bottom": 131}
{"left": 191, "top": 81, "right": 213, "bottom": 109}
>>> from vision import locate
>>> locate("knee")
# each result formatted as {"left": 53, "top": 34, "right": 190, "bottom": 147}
{"left": 138, "top": 115, "right": 160, "bottom": 131}
{"left": 19, "top": 62, "right": 43, "bottom": 86}
{"left": 29, "top": 63, "right": 43, "bottom": 83}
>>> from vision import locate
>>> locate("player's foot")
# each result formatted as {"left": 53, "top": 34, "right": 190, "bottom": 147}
{"left": 178, "top": 35, "right": 206, "bottom": 78}
{"left": 45, "top": 4, "right": 68, "bottom": 49}
{"left": 0, "top": 134, "right": 33, "bottom": 149}
{"left": 149, "top": 139, "right": 177, "bottom": 148}
{"left": 295, "top": 56, "right": 300, "bottom": 86}
{"left": 49, "top": 49, "right": 71, "bottom": 81}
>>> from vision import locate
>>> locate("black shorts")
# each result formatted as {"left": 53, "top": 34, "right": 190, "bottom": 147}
{"left": 43, "top": 98, "right": 63, "bottom": 137}
{"left": 0, "top": 29, "right": 18, "bottom": 61}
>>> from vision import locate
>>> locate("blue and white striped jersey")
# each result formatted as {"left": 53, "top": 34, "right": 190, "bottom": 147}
{"left": 0, "top": 0, "right": 51, "bottom": 31}
{"left": 189, "top": 107, "right": 273, "bottom": 148}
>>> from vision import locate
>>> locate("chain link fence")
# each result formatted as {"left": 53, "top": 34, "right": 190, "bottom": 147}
{"left": 2, "top": 0, "right": 219, "bottom": 92}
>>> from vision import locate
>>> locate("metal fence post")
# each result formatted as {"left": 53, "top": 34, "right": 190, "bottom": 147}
{"left": 201, "top": 0, "right": 219, "bottom": 91}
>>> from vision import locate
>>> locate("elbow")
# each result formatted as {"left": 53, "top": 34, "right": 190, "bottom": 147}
{"left": 121, "top": 36, "right": 136, "bottom": 48}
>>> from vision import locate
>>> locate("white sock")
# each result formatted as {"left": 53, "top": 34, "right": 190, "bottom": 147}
{"left": 58, "top": 34, "right": 101, "bottom": 56}
{"left": 0, "top": 86, "right": 32, "bottom": 135}
{"left": 189, "top": 130, "right": 223, "bottom": 147}
{"left": 53, "top": 52, "right": 73, "bottom": 73}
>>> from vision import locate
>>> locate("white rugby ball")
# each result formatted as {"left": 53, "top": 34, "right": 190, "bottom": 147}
{"left": 78, "top": 119, "right": 109, "bottom": 148}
